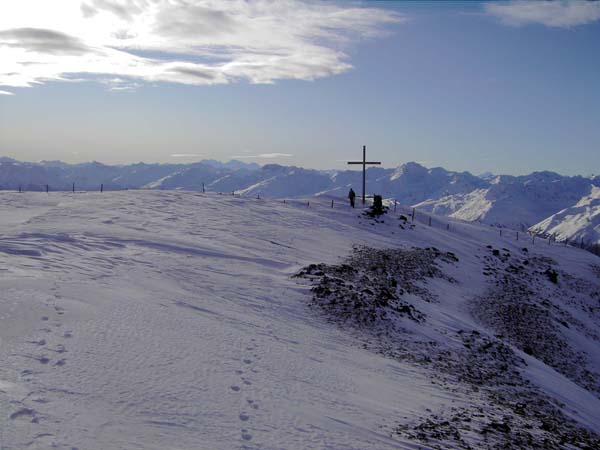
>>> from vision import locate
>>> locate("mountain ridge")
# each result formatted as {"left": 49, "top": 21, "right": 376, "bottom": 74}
{"left": 1, "top": 156, "right": 598, "bottom": 244}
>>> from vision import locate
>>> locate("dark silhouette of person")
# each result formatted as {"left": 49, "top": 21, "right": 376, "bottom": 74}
{"left": 348, "top": 188, "right": 356, "bottom": 208}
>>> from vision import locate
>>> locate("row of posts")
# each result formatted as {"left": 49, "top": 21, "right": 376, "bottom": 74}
{"left": 18, "top": 183, "right": 105, "bottom": 193}
{"left": 497, "top": 227, "right": 586, "bottom": 247}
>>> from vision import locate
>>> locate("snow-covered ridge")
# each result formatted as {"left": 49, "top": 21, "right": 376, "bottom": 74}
{"left": 530, "top": 186, "right": 600, "bottom": 246}
{"left": 1, "top": 190, "right": 599, "bottom": 449}
{"left": 1, "top": 157, "right": 598, "bottom": 241}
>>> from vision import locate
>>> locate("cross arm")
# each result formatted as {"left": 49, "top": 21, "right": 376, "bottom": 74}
{"left": 347, "top": 161, "right": 382, "bottom": 165}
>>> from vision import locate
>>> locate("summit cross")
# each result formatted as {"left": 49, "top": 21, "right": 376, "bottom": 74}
{"left": 347, "top": 145, "right": 381, "bottom": 205}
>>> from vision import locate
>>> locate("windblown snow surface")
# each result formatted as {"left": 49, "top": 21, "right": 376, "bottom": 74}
{"left": 1, "top": 191, "right": 599, "bottom": 450}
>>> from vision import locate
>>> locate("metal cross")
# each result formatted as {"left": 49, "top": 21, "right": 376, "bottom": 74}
{"left": 347, "top": 145, "right": 381, "bottom": 204}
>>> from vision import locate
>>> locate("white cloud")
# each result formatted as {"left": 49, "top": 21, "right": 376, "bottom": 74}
{"left": 485, "top": 0, "right": 600, "bottom": 27}
{"left": 232, "top": 153, "right": 293, "bottom": 159}
{"left": 0, "top": 0, "right": 403, "bottom": 91}
{"left": 0, "top": 89, "right": 14, "bottom": 95}
{"left": 171, "top": 153, "right": 201, "bottom": 158}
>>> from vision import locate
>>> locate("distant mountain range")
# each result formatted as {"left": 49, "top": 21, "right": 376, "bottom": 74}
{"left": 1, "top": 156, "right": 599, "bottom": 244}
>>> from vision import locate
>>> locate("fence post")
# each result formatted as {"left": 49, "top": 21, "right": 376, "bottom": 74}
{"left": 331, "top": 200, "right": 334, "bottom": 208}
{"left": 412, "top": 208, "right": 415, "bottom": 223}
{"left": 283, "top": 199, "right": 286, "bottom": 204}
{"left": 100, "top": 183, "right": 103, "bottom": 193}
{"left": 394, "top": 200, "right": 397, "bottom": 213}
{"left": 307, "top": 201, "right": 310, "bottom": 207}
{"left": 257, "top": 194, "right": 260, "bottom": 199}
{"left": 500, "top": 229, "right": 502, "bottom": 237}
{"left": 202, "top": 182, "right": 205, "bottom": 193}
{"left": 18, "top": 185, "right": 21, "bottom": 193}
{"left": 516, "top": 231, "right": 519, "bottom": 241}
{"left": 446, "top": 223, "right": 449, "bottom": 231}
{"left": 72, "top": 182, "right": 75, "bottom": 193}
{"left": 428, "top": 216, "right": 432, "bottom": 227}
{"left": 46, "top": 184, "right": 49, "bottom": 193}
{"left": 532, "top": 234, "right": 535, "bottom": 245}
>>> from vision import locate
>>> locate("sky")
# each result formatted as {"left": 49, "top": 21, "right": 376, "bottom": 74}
{"left": 0, "top": 0, "right": 599, "bottom": 176}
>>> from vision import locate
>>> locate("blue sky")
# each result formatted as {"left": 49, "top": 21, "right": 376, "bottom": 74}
{"left": 0, "top": 1, "right": 599, "bottom": 175}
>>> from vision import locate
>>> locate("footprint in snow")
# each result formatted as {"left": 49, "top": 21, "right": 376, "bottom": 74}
{"left": 230, "top": 385, "right": 241, "bottom": 392}
{"left": 241, "top": 430, "right": 252, "bottom": 441}
{"left": 9, "top": 408, "right": 37, "bottom": 422}
{"left": 239, "top": 412, "right": 250, "bottom": 421}
{"left": 51, "top": 344, "right": 66, "bottom": 354}
{"left": 35, "top": 356, "right": 50, "bottom": 365}
{"left": 243, "top": 359, "right": 252, "bottom": 364}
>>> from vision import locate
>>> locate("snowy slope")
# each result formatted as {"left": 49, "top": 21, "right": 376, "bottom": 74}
{"left": 530, "top": 186, "right": 600, "bottom": 245}
{"left": 415, "top": 172, "right": 594, "bottom": 230}
{"left": 1, "top": 190, "right": 599, "bottom": 449}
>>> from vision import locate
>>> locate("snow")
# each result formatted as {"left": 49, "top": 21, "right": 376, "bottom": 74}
{"left": 3, "top": 157, "right": 600, "bottom": 234}
{"left": 1, "top": 190, "right": 599, "bottom": 449}
{"left": 530, "top": 186, "right": 600, "bottom": 245}
{"left": 415, "top": 173, "right": 594, "bottom": 231}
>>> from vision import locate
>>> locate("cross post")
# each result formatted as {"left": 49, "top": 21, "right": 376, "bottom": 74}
{"left": 347, "top": 145, "right": 381, "bottom": 204}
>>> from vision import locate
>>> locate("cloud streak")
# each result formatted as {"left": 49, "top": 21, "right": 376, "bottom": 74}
{"left": 485, "top": 0, "right": 600, "bottom": 27}
{"left": 232, "top": 153, "right": 293, "bottom": 159}
{"left": 0, "top": 0, "right": 403, "bottom": 91}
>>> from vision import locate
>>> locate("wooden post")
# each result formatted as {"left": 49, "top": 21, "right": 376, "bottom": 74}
{"left": 361, "top": 146, "right": 365, "bottom": 205}
{"left": 100, "top": 183, "right": 103, "bottom": 193}
{"left": 428, "top": 216, "right": 432, "bottom": 227}
{"left": 394, "top": 200, "right": 397, "bottom": 213}
{"left": 446, "top": 223, "right": 449, "bottom": 231}
{"left": 532, "top": 234, "right": 535, "bottom": 245}
{"left": 283, "top": 199, "right": 286, "bottom": 204}
{"left": 516, "top": 232, "right": 519, "bottom": 241}
{"left": 72, "top": 182, "right": 75, "bottom": 193}
{"left": 331, "top": 199, "right": 334, "bottom": 208}
{"left": 46, "top": 184, "right": 49, "bottom": 193}
{"left": 257, "top": 194, "right": 260, "bottom": 199}
{"left": 202, "top": 182, "right": 205, "bottom": 193}
{"left": 500, "top": 229, "right": 502, "bottom": 237}
{"left": 412, "top": 208, "right": 415, "bottom": 223}
{"left": 565, "top": 239, "right": 568, "bottom": 247}
{"left": 18, "top": 185, "right": 21, "bottom": 193}
{"left": 307, "top": 201, "right": 310, "bottom": 207}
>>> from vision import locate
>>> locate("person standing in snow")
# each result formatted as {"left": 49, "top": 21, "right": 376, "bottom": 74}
{"left": 348, "top": 188, "right": 356, "bottom": 208}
